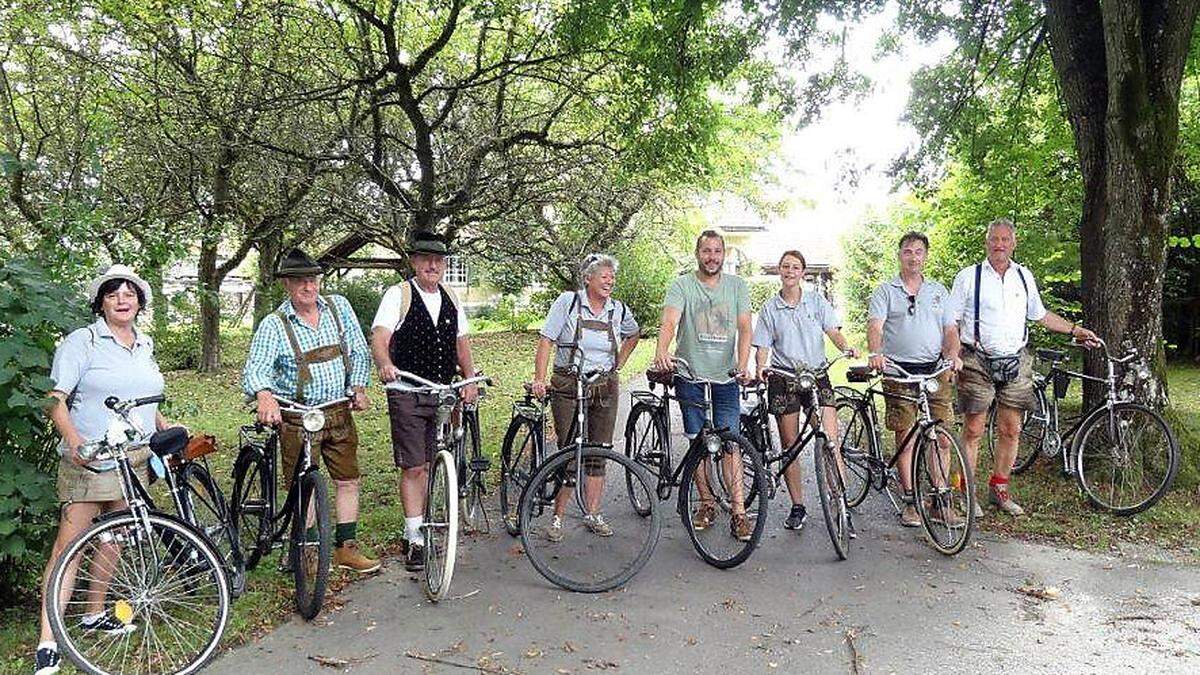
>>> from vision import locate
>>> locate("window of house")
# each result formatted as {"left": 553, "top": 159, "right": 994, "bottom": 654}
{"left": 445, "top": 255, "right": 469, "bottom": 285}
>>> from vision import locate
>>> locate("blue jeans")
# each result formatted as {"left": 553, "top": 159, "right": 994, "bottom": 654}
{"left": 675, "top": 379, "right": 740, "bottom": 437}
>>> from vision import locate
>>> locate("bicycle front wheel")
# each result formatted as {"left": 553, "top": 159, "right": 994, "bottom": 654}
{"left": 813, "top": 433, "right": 850, "bottom": 560}
{"left": 519, "top": 447, "right": 661, "bottom": 592}
{"left": 292, "top": 471, "right": 331, "bottom": 620}
{"left": 425, "top": 449, "right": 459, "bottom": 601}
{"left": 913, "top": 426, "right": 975, "bottom": 555}
{"left": 178, "top": 462, "right": 245, "bottom": 597}
{"left": 679, "top": 432, "right": 767, "bottom": 569}
{"left": 500, "top": 414, "right": 541, "bottom": 537}
{"left": 47, "top": 512, "right": 230, "bottom": 675}
{"left": 834, "top": 398, "right": 874, "bottom": 509}
{"left": 230, "top": 446, "right": 269, "bottom": 571}
{"left": 1074, "top": 402, "right": 1179, "bottom": 515}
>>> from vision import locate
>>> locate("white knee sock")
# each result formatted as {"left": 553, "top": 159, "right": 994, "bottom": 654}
{"left": 404, "top": 516, "right": 423, "bottom": 543}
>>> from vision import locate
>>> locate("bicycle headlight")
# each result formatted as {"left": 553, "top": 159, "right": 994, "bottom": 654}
{"left": 1136, "top": 364, "right": 1152, "bottom": 381}
{"left": 798, "top": 373, "right": 815, "bottom": 390}
{"left": 923, "top": 379, "right": 940, "bottom": 394}
{"left": 704, "top": 434, "right": 722, "bottom": 455}
{"left": 302, "top": 409, "right": 326, "bottom": 433}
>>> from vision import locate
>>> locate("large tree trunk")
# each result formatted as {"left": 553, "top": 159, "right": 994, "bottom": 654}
{"left": 197, "top": 233, "right": 222, "bottom": 372}
{"left": 253, "top": 229, "right": 283, "bottom": 328}
{"left": 1043, "top": 0, "right": 1198, "bottom": 407}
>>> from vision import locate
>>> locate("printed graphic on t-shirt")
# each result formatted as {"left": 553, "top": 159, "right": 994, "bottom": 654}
{"left": 694, "top": 301, "right": 732, "bottom": 348}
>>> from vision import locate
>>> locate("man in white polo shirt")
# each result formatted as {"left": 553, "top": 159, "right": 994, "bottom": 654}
{"left": 946, "top": 218, "right": 1099, "bottom": 517}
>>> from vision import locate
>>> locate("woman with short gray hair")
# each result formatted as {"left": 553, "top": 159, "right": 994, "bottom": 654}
{"left": 528, "top": 253, "right": 640, "bottom": 541}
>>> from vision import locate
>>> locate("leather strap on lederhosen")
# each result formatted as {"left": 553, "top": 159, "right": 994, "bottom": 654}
{"left": 560, "top": 291, "right": 619, "bottom": 375}
{"left": 276, "top": 295, "right": 351, "bottom": 403}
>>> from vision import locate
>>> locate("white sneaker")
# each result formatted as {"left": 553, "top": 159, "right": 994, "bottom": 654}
{"left": 583, "top": 513, "right": 613, "bottom": 537}
{"left": 546, "top": 515, "right": 564, "bottom": 542}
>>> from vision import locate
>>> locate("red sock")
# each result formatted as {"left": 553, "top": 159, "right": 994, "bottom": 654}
{"left": 989, "top": 474, "right": 1008, "bottom": 488}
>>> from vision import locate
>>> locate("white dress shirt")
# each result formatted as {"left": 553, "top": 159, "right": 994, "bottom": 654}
{"left": 947, "top": 259, "right": 1047, "bottom": 355}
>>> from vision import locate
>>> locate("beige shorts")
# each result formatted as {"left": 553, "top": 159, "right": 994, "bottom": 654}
{"left": 956, "top": 347, "right": 1037, "bottom": 415}
{"left": 57, "top": 447, "right": 151, "bottom": 504}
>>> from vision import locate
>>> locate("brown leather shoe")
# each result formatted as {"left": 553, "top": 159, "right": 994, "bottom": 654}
{"left": 730, "top": 513, "right": 753, "bottom": 542}
{"left": 691, "top": 502, "right": 717, "bottom": 531}
{"left": 334, "top": 540, "right": 381, "bottom": 574}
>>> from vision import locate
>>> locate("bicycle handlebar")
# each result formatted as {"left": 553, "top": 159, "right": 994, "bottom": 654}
{"left": 881, "top": 359, "right": 953, "bottom": 384}
{"left": 383, "top": 370, "right": 493, "bottom": 395}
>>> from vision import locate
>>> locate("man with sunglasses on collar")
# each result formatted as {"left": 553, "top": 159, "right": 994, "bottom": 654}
{"left": 867, "top": 231, "right": 960, "bottom": 528}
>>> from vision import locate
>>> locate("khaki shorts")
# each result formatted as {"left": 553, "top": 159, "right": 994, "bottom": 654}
{"left": 280, "top": 402, "right": 360, "bottom": 482}
{"left": 956, "top": 347, "right": 1037, "bottom": 415}
{"left": 57, "top": 447, "right": 152, "bottom": 504}
{"left": 883, "top": 371, "right": 956, "bottom": 431}
{"left": 386, "top": 390, "right": 439, "bottom": 470}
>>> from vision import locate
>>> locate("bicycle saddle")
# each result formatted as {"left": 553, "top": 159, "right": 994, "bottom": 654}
{"left": 646, "top": 369, "right": 674, "bottom": 386}
{"left": 1036, "top": 348, "right": 1066, "bottom": 362}
{"left": 845, "top": 365, "right": 874, "bottom": 383}
{"left": 149, "top": 426, "right": 189, "bottom": 458}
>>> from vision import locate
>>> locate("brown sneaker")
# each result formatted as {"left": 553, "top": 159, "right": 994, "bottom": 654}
{"left": 929, "top": 501, "right": 965, "bottom": 527}
{"left": 730, "top": 513, "right": 753, "bottom": 541}
{"left": 334, "top": 540, "right": 381, "bottom": 574}
{"left": 988, "top": 484, "right": 1025, "bottom": 516}
{"left": 691, "top": 502, "right": 717, "bottom": 531}
{"left": 899, "top": 504, "right": 921, "bottom": 527}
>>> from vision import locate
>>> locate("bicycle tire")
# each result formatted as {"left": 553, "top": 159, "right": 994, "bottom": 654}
{"left": 518, "top": 447, "right": 661, "bottom": 592}
{"left": 813, "top": 432, "right": 850, "bottom": 560}
{"left": 1073, "top": 402, "right": 1180, "bottom": 516}
{"left": 47, "top": 511, "right": 230, "bottom": 675}
{"left": 424, "top": 450, "right": 459, "bottom": 601}
{"left": 459, "top": 407, "right": 487, "bottom": 533}
{"left": 500, "top": 415, "right": 541, "bottom": 536}
{"left": 179, "top": 462, "right": 246, "bottom": 597}
{"left": 230, "top": 445, "right": 270, "bottom": 571}
{"left": 292, "top": 471, "right": 331, "bottom": 621}
{"left": 985, "top": 394, "right": 1043, "bottom": 476}
{"left": 624, "top": 402, "right": 664, "bottom": 517}
{"left": 834, "top": 398, "right": 874, "bottom": 509}
{"left": 912, "top": 425, "right": 975, "bottom": 555}
{"left": 678, "top": 431, "right": 767, "bottom": 569}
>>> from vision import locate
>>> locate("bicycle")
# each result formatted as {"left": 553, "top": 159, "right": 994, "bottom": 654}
{"left": 737, "top": 357, "right": 857, "bottom": 560}
{"left": 46, "top": 395, "right": 230, "bottom": 675}
{"left": 623, "top": 357, "right": 768, "bottom": 569}
{"left": 384, "top": 371, "right": 491, "bottom": 601}
{"left": 835, "top": 361, "right": 976, "bottom": 556}
{"left": 983, "top": 339, "right": 1179, "bottom": 515}
{"left": 230, "top": 392, "right": 346, "bottom": 620}
{"left": 514, "top": 364, "right": 661, "bottom": 592}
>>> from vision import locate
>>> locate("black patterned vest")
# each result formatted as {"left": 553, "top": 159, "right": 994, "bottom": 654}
{"left": 388, "top": 281, "right": 458, "bottom": 384}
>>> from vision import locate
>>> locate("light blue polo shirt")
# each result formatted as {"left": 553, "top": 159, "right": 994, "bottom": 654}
{"left": 752, "top": 290, "right": 840, "bottom": 371}
{"left": 50, "top": 318, "right": 164, "bottom": 454}
{"left": 540, "top": 291, "right": 640, "bottom": 372}
{"left": 868, "top": 276, "right": 953, "bottom": 364}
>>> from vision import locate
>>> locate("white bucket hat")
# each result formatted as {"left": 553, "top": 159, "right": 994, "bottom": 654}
{"left": 87, "top": 264, "right": 153, "bottom": 307}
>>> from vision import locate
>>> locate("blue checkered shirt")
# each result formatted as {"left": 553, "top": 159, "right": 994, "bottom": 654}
{"left": 242, "top": 295, "right": 371, "bottom": 403}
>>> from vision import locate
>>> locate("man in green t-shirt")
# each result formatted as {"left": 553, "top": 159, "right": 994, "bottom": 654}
{"left": 654, "top": 229, "right": 754, "bottom": 540}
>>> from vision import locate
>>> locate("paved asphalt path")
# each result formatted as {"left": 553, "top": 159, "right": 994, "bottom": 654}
{"left": 210, "top": 377, "right": 1200, "bottom": 674}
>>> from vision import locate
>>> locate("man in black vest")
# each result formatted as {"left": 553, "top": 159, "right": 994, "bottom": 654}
{"left": 370, "top": 231, "right": 478, "bottom": 570}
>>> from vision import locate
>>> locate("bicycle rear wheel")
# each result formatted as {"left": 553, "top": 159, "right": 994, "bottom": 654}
{"left": 47, "top": 512, "right": 229, "bottom": 675}
{"left": 519, "top": 447, "right": 661, "bottom": 592}
{"left": 913, "top": 426, "right": 975, "bottom": 555}
{"left": 291, "top": 471, "right": 331, "bottom": 620}
{"left": 624, "top": 402, "right": 665, "bottom": 517}
{"left": 459, "top": 407, "right": 488, "bottom": 533}
{"left": 500, "top": 415, "right": 541, "bottom": 536}
{"left": 424, "top": 450, "right": 459, "bottom": 601}
{"left": 679, "top": 432, "right": 767, "bottom": 569}
{"left": 985, "top": 394, "right": 1044, "bottom": 476}
{"left": 179, "top": 462, "right": 246, "bottom": 597}
{"left": 1074, "top": 402, "right": 1179, "bottom": 515}
{"left": 813, "top": 433, "right": 850, "bottom": 560}
{"left": 230, "top": 446, "right": 270, "bottom": 571}
{"left": 834, "top": 398, "right": 873, "bottom": 508}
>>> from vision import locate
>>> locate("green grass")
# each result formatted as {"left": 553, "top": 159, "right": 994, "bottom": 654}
{"left": 0, "top": 332, "right": 655, "bottom": 674}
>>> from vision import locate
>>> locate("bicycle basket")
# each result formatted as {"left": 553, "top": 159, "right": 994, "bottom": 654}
{"left": 846, "top": 365, "right": 873, "bottom": 383}
{"left": 1052, "top": 369, "right": 1070, "bottom": 399}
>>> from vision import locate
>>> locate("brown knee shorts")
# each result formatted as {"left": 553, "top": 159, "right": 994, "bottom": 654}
{"left": 767, "top": 372, "right": 833, "bottom": 415}
{"left": 883, "top": 371, "right": 956, "bottom": 431}
{"left": 279, "top": 402, "right": 360, "bottom": 482}
{"left": 550, "top": 371, "right": 618, "bottom": 477}
{"left": 57, "top": 447, "right": 152, "bottom": 504}
{"left": 956, "top": 347, "right": 1037, "bottom": 415}
{"left": 386, "top": 390, "right": 440, "bottom": 469}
